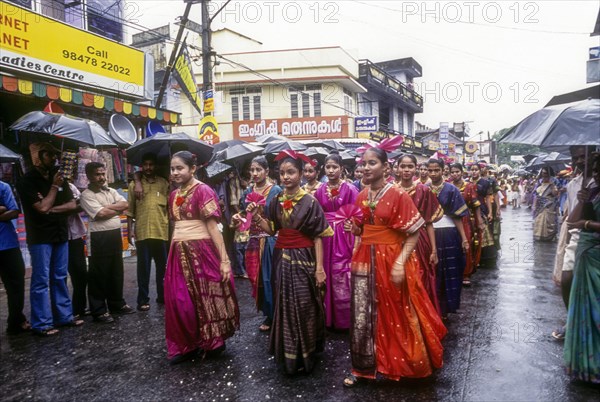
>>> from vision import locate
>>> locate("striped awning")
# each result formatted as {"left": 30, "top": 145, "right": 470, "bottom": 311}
{"left": 0, "top": 74, "right": 179, "bottom": 125}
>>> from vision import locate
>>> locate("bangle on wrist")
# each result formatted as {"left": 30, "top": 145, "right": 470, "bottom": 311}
{"left": 584, "top": 220, "right": 591, "bottom": 230}
{"left": 51, "top": 184, "right": 60, "bottom": 190}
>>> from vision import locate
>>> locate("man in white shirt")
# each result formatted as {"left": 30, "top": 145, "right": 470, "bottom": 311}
{"left": 80, "top": 162, "right": 134, "bottom": 323}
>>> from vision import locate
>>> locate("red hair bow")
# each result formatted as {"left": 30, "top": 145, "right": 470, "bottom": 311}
{"left": 274, "top": 150, "right": 316, "bottom": 166}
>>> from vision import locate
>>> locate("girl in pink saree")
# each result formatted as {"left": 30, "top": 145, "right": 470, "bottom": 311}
{"left": 164, "top": 151, "right": 240, "bottom": 364}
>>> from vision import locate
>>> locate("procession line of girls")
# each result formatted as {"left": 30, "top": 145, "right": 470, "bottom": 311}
{"left": 162, "top": 147, "right": 498, "bottom": 386}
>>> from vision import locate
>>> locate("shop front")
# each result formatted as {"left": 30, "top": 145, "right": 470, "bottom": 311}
{"left": 0, "top": 0, "right": 180, "bottom": 264}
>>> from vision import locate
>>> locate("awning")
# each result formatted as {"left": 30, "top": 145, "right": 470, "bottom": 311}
{"left": 0, "top": 73, "right": 180, "bottom": 125}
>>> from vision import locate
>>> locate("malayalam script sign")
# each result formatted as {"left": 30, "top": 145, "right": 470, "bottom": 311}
{"left": 0, "top": 1, "right": 146, "bottom": 98}
{"left": 354, "top": 116, "right": 378, "bottom": 132}
{"left": 233, "top": 116, "right": 349, "bottom": 140}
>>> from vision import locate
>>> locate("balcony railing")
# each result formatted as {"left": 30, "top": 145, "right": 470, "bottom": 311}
{"left": 358, "top": 60, "right": 423, "bottom": 111}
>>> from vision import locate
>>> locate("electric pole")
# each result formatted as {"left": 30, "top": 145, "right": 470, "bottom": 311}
{"left": 201, "top": 0, "right": 212, "bottom": 115}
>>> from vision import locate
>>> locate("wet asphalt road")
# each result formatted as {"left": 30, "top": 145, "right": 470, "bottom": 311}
{"left": 1, "top": 206, "right": 599, "bottom": 401}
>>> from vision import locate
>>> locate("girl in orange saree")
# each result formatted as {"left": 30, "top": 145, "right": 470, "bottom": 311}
{"left": 344, "top": 148, "right": 447, "bottom": 386}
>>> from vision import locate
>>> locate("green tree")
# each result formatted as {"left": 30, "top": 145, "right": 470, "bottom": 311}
{"left": 493, "top": 128, "right": 540, "bottom": 166}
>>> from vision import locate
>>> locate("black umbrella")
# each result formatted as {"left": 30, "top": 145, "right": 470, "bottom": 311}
{"left": 306, "top": 139, "right": 346, "bottom": 151}
{"left": 304, "top": 147, "right": 330, "bottom": 164}
{"left": 264, "top": 140, "right": 307, "bottom": 154}
{"left": 213, "top": 139, "right": 246, "bottom": 153}
{"left": 340, "top": 150, "right": 357, "bottom": 164}
{"left": 204, "top": 160, "right": 233, "bottom": 179}
{"left": 256, "top": 134, "right": 288, "bottom": 143}
{"left": 222, "top": 143, "right": 264, "bottom": 165}
{"left": 0, "top": 144, "right": 22, "bottom": 162}
{"left": 499, "top": 98, "right": 600, "bottom": 152}
{"left": 126, "top": 132, "right": 213, "bottom": 166}
{"left": 10, "top": 111, "right": 116, "bottom": 147}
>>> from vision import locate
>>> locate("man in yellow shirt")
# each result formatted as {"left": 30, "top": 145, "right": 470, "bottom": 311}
{"left": 127, "top": 153, "right": 169, "bottom": 311}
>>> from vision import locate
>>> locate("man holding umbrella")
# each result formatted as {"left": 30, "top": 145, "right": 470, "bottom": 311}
{"left": 16, "top": 143, "right": 83, "bottom": 336}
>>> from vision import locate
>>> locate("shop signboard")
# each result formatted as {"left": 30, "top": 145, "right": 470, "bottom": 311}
{"left": 198, "top": 115, "right": 219, "bottom": 145}
{"left": 354, "top": 116, "right": 378, "bottom": 133}
{"left": 173, "top": 42, "right": 203, "bottom": 115}
{"left": 233, "top": 116, "right": 349, "bottom": 140}
{"left": 0, "top": 1, "right": 146, "bottom": 98}
{"left": 439, "top": 122, "right": 449, "bottom": 154}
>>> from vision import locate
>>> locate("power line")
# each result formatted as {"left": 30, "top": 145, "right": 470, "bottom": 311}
{"left": 351, "top": 0, "right": 590, "bottom": 35}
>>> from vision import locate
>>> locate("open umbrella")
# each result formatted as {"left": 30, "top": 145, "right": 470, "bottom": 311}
{"left": 303, "top": 147, "right": 330, "bottom": 164}
{"left": 306, "top": 139, "right": 346, "bottom": 151}
{"left": 221, "top": 143, "right": 264, "bottom": 165}
{"left": 213, "top": 139, "right": 246, "bottom": 153}
{"left": 204, "top": 160, "right": 233, "bottom": 179}
{"left": 0, "top": 144, "right": 22, "bottom": 162}
{"left": 264, "top": 140, "right": 307, "bottom": 155}
{"left": 256, "top": 134, "right": 288, "bottom": 143}
{"left": 9, "top": 111, "right": 116, "bottom": 147}
{"left": 126, "top": 132, "right": 213, "bottom": 166}
{"left": 499, "top": 98, "right": 600, "bottom": 152}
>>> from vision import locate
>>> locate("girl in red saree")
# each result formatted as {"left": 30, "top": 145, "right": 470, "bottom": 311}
{"left": 164, "top": 151, "right": 240, "bottom": 364}
{"left": 344, "top": 148, "right": 447, "bottom": 386}
{"left": 450, "top": 163, "right": 485, "bottom": 286}
{"left": 394, "top": 154, "right": 443, "bottom": 314}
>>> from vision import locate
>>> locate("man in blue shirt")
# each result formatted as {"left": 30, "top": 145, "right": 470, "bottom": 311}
{"left": 0, "top": 179, "right": 30, "bottom": 334}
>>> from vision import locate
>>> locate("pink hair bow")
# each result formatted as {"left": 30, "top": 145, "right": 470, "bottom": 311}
{"left": 274, "top": 150, "right": 316, "bottom": 166}
{"left": 377, "top": 136, "right": 404, "bottom": 153}
{"left": 239, "top": 192, "right": 266, "bottom": 231}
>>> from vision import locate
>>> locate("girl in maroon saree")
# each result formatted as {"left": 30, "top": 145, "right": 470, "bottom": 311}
{"left": 164, "top": 152, "right": 240, "bottom": 364}
{"left": 248, "top": 151, "right": 333, "bottom": 375}
{"left": 394, "top": 154, "right": 444, "bottom": 314}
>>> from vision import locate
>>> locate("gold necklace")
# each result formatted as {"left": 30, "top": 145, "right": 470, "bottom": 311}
{"left": 430, "top": 182, "right": 444, "bottom": 194}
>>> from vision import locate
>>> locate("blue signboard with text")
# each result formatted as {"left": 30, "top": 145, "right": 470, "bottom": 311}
{"left": 355, "top": 116, "right": 379, "bottom": 132}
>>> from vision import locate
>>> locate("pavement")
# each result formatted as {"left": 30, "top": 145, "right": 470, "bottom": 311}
{"left": 1, "top": 206, "right": 599, "bottom": 401}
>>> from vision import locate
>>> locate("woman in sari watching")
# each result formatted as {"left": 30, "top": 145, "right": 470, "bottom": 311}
{"left": 164, "top": 151, "right": 239, "bottom": 365}
{"left": 343, "top": 147, "right": 446, "bottom": 387}
{"left": 314, "top": 151, "right": 359, "bottom": 330}
{"left": 532, "top": 166, "right": 559, "bottom": 242}
{"left": 564, "top": 152, "right": 600, "bottom": 384}
{"left": 394, "top": 154, "right": 443, "bottom": 313}
{"left": 247, "top": 150, "right": 333, "bottom": 375}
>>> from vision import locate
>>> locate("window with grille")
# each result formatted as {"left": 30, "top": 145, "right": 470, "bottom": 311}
{"left": 230, "top": 88, "right": 262, "bottom": 121}
{"left": 289, "top": 85, "right": 322, "bottom": 118}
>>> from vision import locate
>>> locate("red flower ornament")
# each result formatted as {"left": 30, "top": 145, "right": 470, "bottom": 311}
{"left": 282, "top": 199, "right": 294, "bottom": 210}
{"left": 175, "top": 196, "right": 185, "bottom": 206}
{"left": 330, "top": 188, "right": 340, "bottom": 197}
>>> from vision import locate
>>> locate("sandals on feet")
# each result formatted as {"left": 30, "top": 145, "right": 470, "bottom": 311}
{"left": 57, "top": 319, "right": 84, "bottom": 328}
{"left": 343, "top": 374, "right": 360, "bottom": 388}
{"left": 552, "top": 327, "right": 566, "bottom": 340}
{"left": 7, "top": 321, "right": 31, "bottom": 334}
{"left": 137, "top": 304, "right": 150, "bottom": 312}
{"left": 462, "top": 279, "right": 472, "bottom": 287}
{"left": 33, "top": 328, "right": 59, "bottom": 337}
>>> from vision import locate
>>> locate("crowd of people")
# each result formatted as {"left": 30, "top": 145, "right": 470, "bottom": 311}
{"left": 0, "top": 140, "right": 598, "bottom": 386}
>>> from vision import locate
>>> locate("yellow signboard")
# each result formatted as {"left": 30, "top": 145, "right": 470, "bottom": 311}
{"left": 198, "top": 116, "right": 219, "bottom": 145}
{"left": 0, "top": 1, "right": 145, "bottom": 98}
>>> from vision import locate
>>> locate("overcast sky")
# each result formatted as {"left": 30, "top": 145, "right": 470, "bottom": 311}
{"left": 130, "top": 0, "right": 599, "bottom": 137}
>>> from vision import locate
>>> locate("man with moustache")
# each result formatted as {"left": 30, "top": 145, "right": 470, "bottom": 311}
{"left": 81, "top": 162, "right": 134, "bottom": 323}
